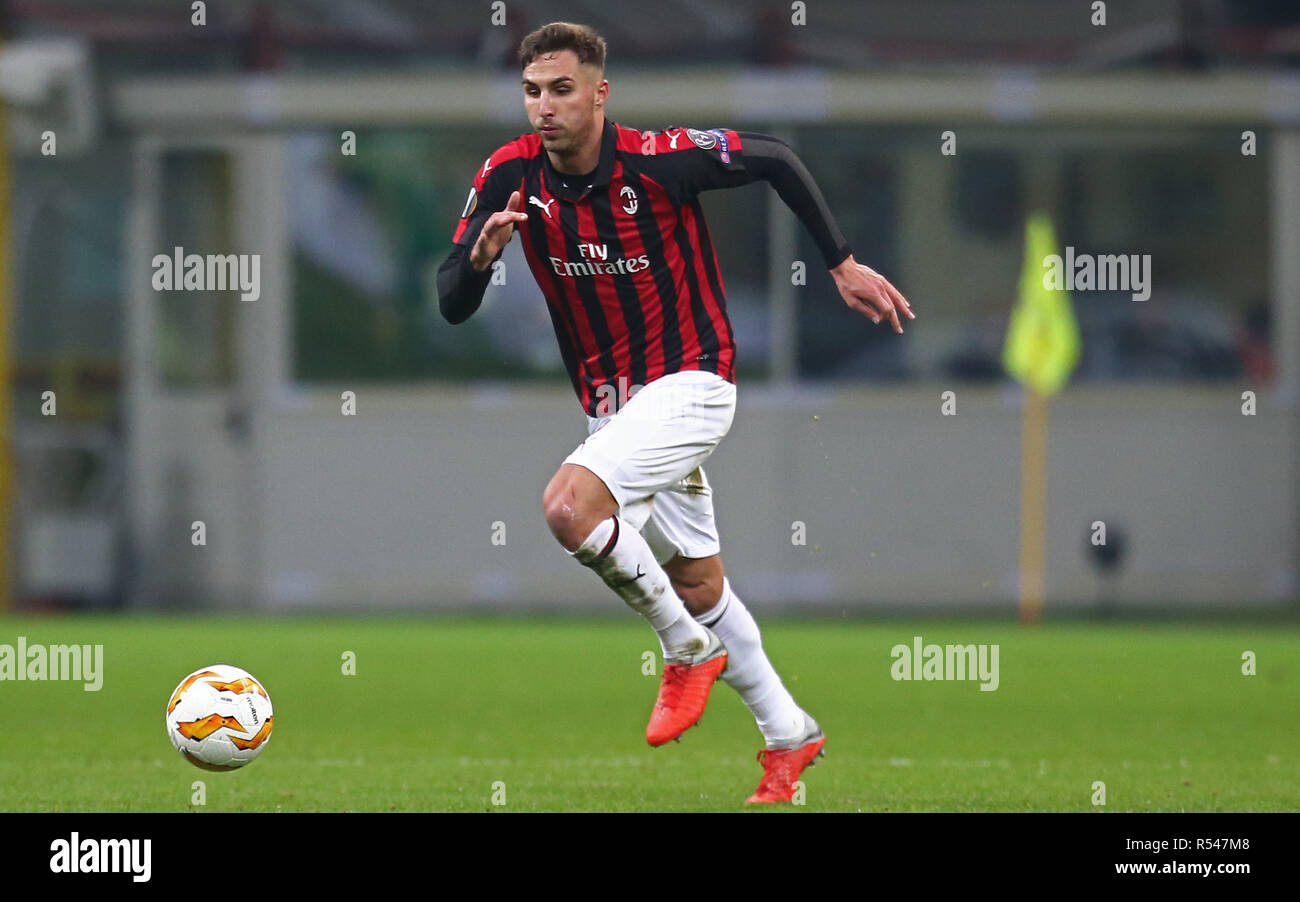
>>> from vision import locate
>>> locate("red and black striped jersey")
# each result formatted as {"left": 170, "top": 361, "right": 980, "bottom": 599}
{"left": 437, "top": 119, "right": 852, "bottom": 416}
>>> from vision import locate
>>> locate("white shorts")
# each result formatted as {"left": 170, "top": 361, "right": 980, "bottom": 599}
{"left": 563, "top": 370, "right": 737, "bottom": 564}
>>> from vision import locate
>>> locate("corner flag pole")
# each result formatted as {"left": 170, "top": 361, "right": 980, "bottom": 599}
{"left": 1017, "top": 388, "right": 1048, "bottom": 624}
{"left": 1002, "top": 213, "right": 1081, "bottom": 625}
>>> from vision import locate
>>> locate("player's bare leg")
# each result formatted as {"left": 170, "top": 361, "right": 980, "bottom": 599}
{"left": 666, "top": 552, "right": 826, "bottom": 802}
{"left": 543, "top": 463, "right": 727, "bottom": 745}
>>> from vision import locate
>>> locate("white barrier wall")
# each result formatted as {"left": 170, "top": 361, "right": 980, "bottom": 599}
{"left": 134, "top": 383, "right": 1296, "bottom": 613}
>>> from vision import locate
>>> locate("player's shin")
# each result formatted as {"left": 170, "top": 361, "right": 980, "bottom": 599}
{"left": 695, "top": 578, "right": 807, "bottom": 745}
{"left": 572, "top": 516, "right": 711, "bottom": 659}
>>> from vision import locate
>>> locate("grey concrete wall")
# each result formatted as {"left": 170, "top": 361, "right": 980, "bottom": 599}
{"left": 198, "top": 383, "right": 1300, "bottom": 614}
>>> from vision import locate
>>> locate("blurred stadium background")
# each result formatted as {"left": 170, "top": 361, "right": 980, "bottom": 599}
{"left": 1, "top": 0, "right": 1297, "bottom": 618}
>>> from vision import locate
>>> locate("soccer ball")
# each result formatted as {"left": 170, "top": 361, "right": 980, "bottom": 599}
{"left": 165, "top": 665, "right": 274, "bottom": 771}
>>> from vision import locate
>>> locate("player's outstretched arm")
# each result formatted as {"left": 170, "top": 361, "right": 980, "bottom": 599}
{"left": 738, "top": 135, "right": 913, "bottom": 332}
{"left": 831, "top": 255, "right": 914, "bottom": 334}
{"left": 436, "top": 190, "right": 529, "bottom": 325}
{"left": 680, "top": 130, "right": 914, "bottom": 333}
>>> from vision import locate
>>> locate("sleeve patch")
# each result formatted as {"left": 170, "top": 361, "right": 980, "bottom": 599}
{"left": 686, "top": 128, "right": 716, "bottom": 150}
{"left": 707, "top": 129, "right": 732, "bottom": 163}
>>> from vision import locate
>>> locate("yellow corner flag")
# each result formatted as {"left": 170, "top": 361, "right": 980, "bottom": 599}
{"left": 1004, "top": 213, "right": 1081, "bottom": 625}
{"left": 1002, "top": 213, "right": 1081, "bottom": 397}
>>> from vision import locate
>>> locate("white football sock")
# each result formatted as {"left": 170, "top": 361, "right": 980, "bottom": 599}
{"left": 696, "top": 578, "right": 807, "bottom": 746}
{"left": 572, "top": 516, "right": 711, "bottom": 660}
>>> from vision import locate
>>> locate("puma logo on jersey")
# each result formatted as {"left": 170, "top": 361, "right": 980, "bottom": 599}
{"left": 666, "top": 129, "right": 682, "bottom": 149}
{"left": 481, "top": 157, "right": 494, "bottom": 177}
{"left": 529, "top": 195, "right": 555, "bottom": 219}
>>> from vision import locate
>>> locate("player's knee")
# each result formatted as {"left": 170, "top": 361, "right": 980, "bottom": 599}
{"left": 542, "top": 482, "right": 577, "bottom": 544}
{"left": 542, "top": 477, "right": 595, "bottom": 551}
{"left": 544, "top": 466, "right": 621, "bottom": 551}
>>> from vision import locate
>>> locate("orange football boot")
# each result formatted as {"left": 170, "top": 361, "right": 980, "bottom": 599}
{"left": 645, "top": 628, "right": 728, "bottom": 747}
{"left": 745, "top": 718, "right": 826, "bottom": 804}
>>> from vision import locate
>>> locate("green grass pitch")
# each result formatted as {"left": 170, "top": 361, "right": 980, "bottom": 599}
{"left": 1, "top": 616, "right": 1296, "bottom": 812}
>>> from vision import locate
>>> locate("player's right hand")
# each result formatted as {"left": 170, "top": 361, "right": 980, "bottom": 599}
{"left": 830, "top": 254, "right": 914, "bottom": 334}
{"left": 470, "top": 191, "right": 529, "bottom": 271}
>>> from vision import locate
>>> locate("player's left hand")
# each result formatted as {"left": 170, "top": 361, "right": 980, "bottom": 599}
{"left": 830, "top": 255, "right": 914, "bottom": 334}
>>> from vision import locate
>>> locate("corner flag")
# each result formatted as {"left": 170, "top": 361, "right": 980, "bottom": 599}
{"left": 1004, "top": 213, "right": 1081, "bottom": 625}
{"left": 1002, "top": 213, "right": 1081, "bottom": 397}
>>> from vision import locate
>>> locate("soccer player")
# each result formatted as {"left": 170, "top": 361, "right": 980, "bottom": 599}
{"left": 437, "top": 22, "right": 913, "bottom": 804}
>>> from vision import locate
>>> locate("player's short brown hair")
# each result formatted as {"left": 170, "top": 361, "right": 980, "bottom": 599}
{"left": 518, "top": 22, "right": 606, "bottom": 72}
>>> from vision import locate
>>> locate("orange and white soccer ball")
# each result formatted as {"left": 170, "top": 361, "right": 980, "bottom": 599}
{"left": 165, "top": 665, "right": 274, "bottom": 771}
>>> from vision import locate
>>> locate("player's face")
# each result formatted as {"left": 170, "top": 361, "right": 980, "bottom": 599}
{"left": 522, "top": 50, "right": 607, "bottom": 158}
